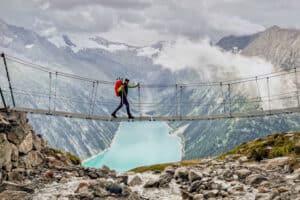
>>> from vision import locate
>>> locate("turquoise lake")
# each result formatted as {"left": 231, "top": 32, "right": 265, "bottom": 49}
{"left": 83, "top": 122, "right": 182, "bottom": 172}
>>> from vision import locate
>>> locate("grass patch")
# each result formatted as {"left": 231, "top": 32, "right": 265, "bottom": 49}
{"left": 131, "top": 160, "right": 201, "bottom": 173}
{"left": 48, "top": 147, "right": 63, "bottom": 154}
{"left": 218, "top": 131, "right": 300, "bottom": 161}
{"left": 66, "top": 152, "right": 81, "bottom": 165}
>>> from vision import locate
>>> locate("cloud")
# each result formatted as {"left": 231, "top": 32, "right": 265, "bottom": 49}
{"left": 0, "top": 0, "right": 300, "bottom": 45}
{"left": 154, "top": 38, "right": 273, "bottom": 79}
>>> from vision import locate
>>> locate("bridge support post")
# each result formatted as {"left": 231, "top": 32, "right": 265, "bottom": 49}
{"left": 220, "top": 82, "right": 226, "bottom": 114}
{"left": 1, "top": 53, "right": 16, "bottom": 107}
{"left": 91, "top": 81, "right": 99, "bottom": 115}
{"left": 138, "top": 84, "right": 141, "bottom": 117}
{"left": 175, "top": 84, "right": 178, "bottom": 117}
{"left": 0, "top": 87, "right": 8, "bottom": 112}
{"left": 266, "top": 77, "right": 271, "bottom": 113}
{"left": 228, "top": 84, "right": 232, "bottom": 116}
{"left": 88, "top": 81, "right": 96, "bottom": 116}
{"left": 48, "top": 72, "right": 52, "bottom": 112}
{"left": 180, "top": 85, "right": 183, "bottom": 120}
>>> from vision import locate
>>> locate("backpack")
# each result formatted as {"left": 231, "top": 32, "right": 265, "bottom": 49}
{"left": 114, "top": 79, "right": 122, "bottom": 96}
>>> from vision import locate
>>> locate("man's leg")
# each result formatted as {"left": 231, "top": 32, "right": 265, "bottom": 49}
{"left": 123, "top": 96, "right": 134, "bottom": 118}
{"left": 111, "top": 96, "right": 123, "bottom": 117}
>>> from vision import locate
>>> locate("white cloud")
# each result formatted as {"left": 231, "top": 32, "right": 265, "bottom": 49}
{"left": 0, "top": 0, "right": 300, "bottom": 45}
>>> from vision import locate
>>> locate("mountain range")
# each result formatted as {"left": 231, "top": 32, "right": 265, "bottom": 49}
{"left": 0, "top": 18, "right": 299, "bottom": 160}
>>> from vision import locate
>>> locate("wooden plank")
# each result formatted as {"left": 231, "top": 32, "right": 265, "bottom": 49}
{"left": 10, "top": 106, "right": 300, "bottom": 122}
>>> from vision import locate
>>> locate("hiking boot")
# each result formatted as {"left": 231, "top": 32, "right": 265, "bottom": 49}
{"left": 128, "top": 115, "right": 135, "bottom": 119}
{"left": 111, "top": 113, "right": 117, "bottom": 118}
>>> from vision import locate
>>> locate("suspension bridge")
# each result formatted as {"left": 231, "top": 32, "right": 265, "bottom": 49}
{"left": 0, "top": 53, "right": 300, "bottom": 122}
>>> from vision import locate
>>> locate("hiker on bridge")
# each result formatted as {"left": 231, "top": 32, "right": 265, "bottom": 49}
{"left": 112, "top": 78, "right": 139, "bottom": 119}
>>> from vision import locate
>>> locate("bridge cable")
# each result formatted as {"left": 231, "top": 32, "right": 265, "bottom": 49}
{"left": 294, "top": 68, "right": 300, "bottom": 108}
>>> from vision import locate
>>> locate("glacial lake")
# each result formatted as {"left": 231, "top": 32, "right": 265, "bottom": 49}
{"left": 83, "top": 122, "right": 182, "bottom": 172}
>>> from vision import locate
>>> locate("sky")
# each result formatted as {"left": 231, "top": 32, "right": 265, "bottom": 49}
{"left": 1, "top": 0, "right": 300, "bottom": 46}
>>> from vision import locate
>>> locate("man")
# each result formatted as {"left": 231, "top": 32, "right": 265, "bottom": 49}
{"left": 111, "top": 78, "right": 139, "bottom": 119}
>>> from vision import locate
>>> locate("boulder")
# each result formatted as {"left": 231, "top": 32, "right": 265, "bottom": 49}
{"left": 11, "top": 144, "right": 19, "bottom": 162}
{"left": 7, "top": 171, "right": 24, "bottom": 182}
{"left": 295, "top": 141, "right": 300, "bottom": 154}
{"left": 128, "top": 192, "right": 141, "bottom": 200}
{"left": 0, "top": 191, "right": 31, "bottom": 200}
{"left": 106, "top": 183, "right": 123, "bottom": 195}
{"left": 188, "top": 170, "right": 202, "bottom": 182}
{"left": 117, "top": 174, "right": 128, "bottom": 185}
{"left": 93, "top": 185, "right": 109, "bottom": 197}
{"left": 158, "top": 173, "right": 173, "bottom": 187}
{"left": 75, "top": 181, "right": 90, "bottom": 194}
{"left": 189, "top": 180, "right": 202, "bottom": 193}
{"left": 193, "top": 194, "right": 204, "bottom": 200}
{"left": 129, "top": 175, "right": 143, "bottom": 186}
{"left": 18, "top": 132, "right": 33, "bottom": 154}
{"left": 0, "top": 135, "right": 12, "bottom": 168}
{"left": 265, "top": 157, "right": 292, "bottom": 169}
{"left": 6, "top": 127, "right": 26, "bottom": 145}
{"left": 174, "top": 167, "right": 189, "bottom": 181}
{"left": 203, "top": 190, "right": 219, "bottom": 198}
{"left": 164, "top": 166, "right": 175, "bottom": 175}
{"left": 20, "top": 151, "right": 43, "bottom": 169}
{"left": 235, "top": 169, "right": 251, "bottom": 179}
{"left": 245, "top": 174, "right": 268, "bottom": 186}
{"left": 32, "top": 134, "right": 42, "bottom": 151}
{"left": 144, "top": 179, "right": 159, "bottom": 188}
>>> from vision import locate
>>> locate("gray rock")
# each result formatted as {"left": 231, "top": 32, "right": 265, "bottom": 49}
{"left": 93, "top": 185, "right": 109, "bottom": 197}
{"left": 129, "top": 175, "right": 143, "bottom": 186}
{"left": 245, "top": 174, "right": 268, "bottom": 186}
{"left": 107, "top": 183, "right": 123, "bottom": 195}
{"left": 203, "top": 190, "right": 219, "bottom": 198}
{"left": 222, "top": 169, "right": 234, "bottom": 181}
{"left": 189, "top": 180, "right": 202, "bottom": 193}
{"left": 164, "top": 166, "right": 175, "bottom": 175}
{"left": 18, "top": 132, "right": 33, "bottom": 154}
{"left": 144, "top": 179, "right": 159, "bottom": 188}
{"left": 188, "top": 170, "right": 202, "bottom": 182}
{"left": 0, "top": 190, "right": 31, "bottom": 200}
{"left": 174, "top": 167, "right": 189, "bottom": 181}
{"left": 0, "top": 181, "right": 34, "bottom": 193}
{"left": 235, "top": 169, "right": 251, "bottom": 179}
{"left": 0, "top": 136, "right": 12, "bottom": 168}
{"left": 128, "top": 192, "right": 141, "bottom": 200}
{"left": 32, "top": 134, "right": 42, "bottom": 151}
{"left": 193, "top": 194, "right": 204, "bottom": 200}
{"left": 158, "top": 173, "right": 173, "bottom": 187}
{"left": 7, "top": 127, "right": 26, "bottom": 145}
{"left": 20, "top": 151, "right": 43, "bottom": 169}
{"left": 117, "top": 174, "right": 128, "bottom": 185}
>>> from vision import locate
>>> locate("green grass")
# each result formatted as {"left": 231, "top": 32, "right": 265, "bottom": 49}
{"left": 66, "top": 152, "right": 81, "bottom": 165}
{"left": 131, "top": 160, "right": 201, "bottom": 173}
{"left": 48, "top": 147, "right": 81, "bottom": 165}
{"left": 218, "top": 132, "right": 300, "bottom": 161}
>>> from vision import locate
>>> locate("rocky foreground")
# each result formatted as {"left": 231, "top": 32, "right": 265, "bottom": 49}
{"left": 1, "top": 109, "right": 300, "bottom": 200}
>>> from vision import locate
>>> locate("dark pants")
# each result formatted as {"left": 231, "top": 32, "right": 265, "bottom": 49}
{"left": 112, "top": 94, "right": 132, "bottom": 116}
